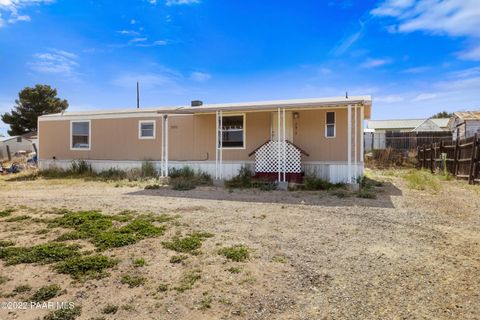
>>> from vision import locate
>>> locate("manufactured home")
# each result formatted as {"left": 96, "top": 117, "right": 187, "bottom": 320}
{"left": 0, "top": 136, "right": 35, "bottom": 160}
{"left": 38, "top": 96, "right": 371, "bottom": 183}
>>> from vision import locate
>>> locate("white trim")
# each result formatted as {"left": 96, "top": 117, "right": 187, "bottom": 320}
{"left": 40, "top": 112, "right": 166, "bottom": 121}
{"left": 354, "top": 105, "right": 358, "bottom": 180}
{"left": 165, "top": 116, "right": 169, "bottom": 177}
{"left": 70, "top": 120, "right": 91, "bottom": 151}
{"left": 215, "top": 111, "right": 219, "bottom": 179}
{"left": 138, "top": 120, "right": 156, "bottom": 139}
{"left": 220, "top": 110, "right": 223, "bottom": 179}
{"left": 360, "top": 106, "right": 364, "bottom": 163}
{"left": 325, "top": 111, "right": 336, "bottom": 138}
{"left": 277, "top": 108, "right": 281, "bottom": 182}
{"left": 219, "top": 113, "right": 246, "bottom": 150}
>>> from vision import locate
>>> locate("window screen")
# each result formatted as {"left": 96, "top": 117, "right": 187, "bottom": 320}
{"left": 221, "top": 115, "right": 244, "bottom": 148}
{"left": 72, "top": 121, "right": 90, "bottom": 149}
{"left": 326, "top": 112, "right": 335, "bottom": 137}
{"left": 140, "top": 122, "right": 155, "bottom": 138}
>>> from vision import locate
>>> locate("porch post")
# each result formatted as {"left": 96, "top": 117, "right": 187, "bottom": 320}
{"left": 347, "top": 104, "right": 352, "bottom": 183}
{"left": 282, "top": 108, "right": 286, "bottom": 182}
{"left": 220, "top": 110, "right": 223, "bottom": 179}
{"left": 165, "top": 115, "right": 169, "bottom": 177}
{"left": 277, "top": 107, "right": 281, "bottom": 182}
{"left": 360, "top": 105, "right": 364, "bottom": 163}
{"left": 354, "top": 104, "right": 358, "bottom": 181}
{"left": 161, "top": 115, "right": 165, "bottom": 177}
{"left": 215, "top": 111, "right": 218, "bottom": 179}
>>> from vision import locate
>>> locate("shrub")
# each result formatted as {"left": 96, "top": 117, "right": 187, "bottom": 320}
{"left": 403, "top": 169, "right": 440, "bottom": 191}
{"left": 121, "top": 274, "right": 146, "bottom": 288}
{"left": 43, "top": 306, "right": 81, "bottom": 320}
{"left": 101, "top": 304, "right": 118, "bottom": 314}
{"left": 218, "top": 245, "right": 250, "bottom": 262}
{"left": 98, "top": 168, "right": 127, "bottom": 181}
{"left": 144, "top": 184, "right": 160, "bottom": 190}
{"left": 175, "top": 270, "right": 201, "bottom": 292}
{"left": 170, "top": 167, "right": 195, "bottom": 179}
{"left": 71, "top": 160, "right": 93, "bottom": 175}
{"left": 56, "top": 255, "right": 118, "bottom": 280}
{"left": 0, "top": 208, "right": 15, "bottom": 217}
{"left": 302, "top": 176, "right": 336, "bottom": 190}
{"left": 5, "top": 215, "right": 31, "bottom": 222}
{"left": 31, "top": 284, "right": 62, "bottom": 302}
{"left": 141, "top": 161, "right": 157, "bottom": 178}
{"left": 0, "top": 243, "right": 80, "bottom": 265}
{"left": 157, "top": 283, "right": 169, "bottom": 292}
{"left": 163, "top": 232, "right": 213, "bottom": 254}
{"left": 225, "top": 166, "right": 252, "bottom": 189}
{"left": 171, "top": 177, "right": 196, "bottom": 191}
{"left": 169, "top": 255, "right": 188, "bottom": 264}
{"left": 133, "top": 258, "right": 146, "bottom": 267}
{"left": 0, "top": 240, "right": 15, "bottom": 247}
{"left": 357, "top": 189, "right": 377, "bottom": 199}
{"left": 13, "top": 284, "right": 32, "bottom": 294}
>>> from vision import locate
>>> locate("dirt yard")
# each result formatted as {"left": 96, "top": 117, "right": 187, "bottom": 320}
{"left": 0, "top": 170, "right": 479, "bottom": 320}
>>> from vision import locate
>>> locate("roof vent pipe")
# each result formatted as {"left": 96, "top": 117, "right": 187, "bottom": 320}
{"left": 191, "top": 100, "right": 203, "bottom": 107}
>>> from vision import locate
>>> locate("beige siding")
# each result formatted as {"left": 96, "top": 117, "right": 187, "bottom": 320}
{"left": 39, "top": 108, "right": 363, "bottom": 162}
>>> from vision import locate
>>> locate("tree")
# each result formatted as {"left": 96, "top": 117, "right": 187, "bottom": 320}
{"left": 1, "top": 84, "right": 68, "bottom": 136}
{"left": 431, "top": 111, "right": 453, "bottom": 119}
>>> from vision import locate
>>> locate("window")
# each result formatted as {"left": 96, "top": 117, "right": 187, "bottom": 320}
{"left": 221, "top": 115, "right": 245, "bottom": 148}
{"left": 139, "top": 120, "right": 156, "bottom": 139}
{"left": 325, "top": 112, "right": 335, "bottom": 138}
{"left": 71, "top": 121, "right": 90, "bottom": 150}
{"left": 17, "top": 137, "right": 22, "bottom": 143}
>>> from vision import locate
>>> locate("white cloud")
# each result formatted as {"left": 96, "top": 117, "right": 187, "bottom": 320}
{"left": 457, "top": 45, "right": 480, "bottom": 61}
{"left": 413, "top": 92, "right": 437, "bottom": 101}
{"left": 0, "top": 0, "right": 53, "bottom": 27}
{"left": 376, "top": 95, "right": 404, "bottom": 103}
{"left": 148, "top": 0, "right": 157, "bottom": 4}
{"left": 360, "top": 58, "right": 392, "bottom": 68}
{"left": 130, "top": 37, "right": 147, "bottom": 43}
{"left": 30, "top": 49, "right": 78, "bottom": 76}
{"left": 372, "top": 0, "right": 480, "bottom": 38}
{"left": 133, "top": 39, "right": 168, "bottom": 47}
{"left": 401, "top": 66, "right": 430, "bottom": 73}
{"left": 190, "top": 71, "right": 211, "bottom": 82}
{"left": 117, "top": 30, "right": 139, "bottom": 36}
{"left": 165, "top": 0, "right": 199, "bottom": 6}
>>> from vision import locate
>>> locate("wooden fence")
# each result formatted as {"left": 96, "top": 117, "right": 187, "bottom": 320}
{"left": 417, "top": 133, "right": 480, "bottom": 184}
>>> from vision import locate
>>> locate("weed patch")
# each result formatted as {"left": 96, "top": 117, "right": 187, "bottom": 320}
{"left": 13, "top": 284, "right": 32, "bottom": 294}
{"left": 121, "top": 274, "right": 146, "bottom": 288}
{"left": 56, "top": 255, "right": 118, "bottom": 280}
{"left": 5, "top": 215, "right": 31, "bottom": 222}
{"left": 43, "top": 305, "right": 81, "bottom": 320}
{"left": 0, "top": 243, "right": 80, "bottom": 265}
{"left": 0, "top": 240, "right": 15, "bottom": 247}
{"left": 163, "top": 232, "right": 213, "bottom": 254}
{"left": 226, "top": 267, "right": 242, "bottom": 274}
{"left": 170, "top": 255, "right": 188, "bottom": 264}
{"left": 219, "top": 245, "right": 250, "bottom": 262}
{"left": 403, "top": 169, "right": 440, "bottom": 192}
{"left": 31, "top": 284, "right": 62, "bottom": 302}
{"left": 225, "top": 166, "right": 253, "bottom": 189}
{"left": 157, "top": 283, "right": 169, "bottom": 292}
{"left": 175, "top": 270, "right": 201, "bottom": 292}
{"left": 101, "top": 304, "right": 118, "bottom": 314}
{"left": 358, "top": 189, "right": 377, "bottom": 199}
{"left": 0, "top": 208, "right": 15, "bottom": 217}
{"left": 133, "top": 258, "right": 146, "bottom": 267}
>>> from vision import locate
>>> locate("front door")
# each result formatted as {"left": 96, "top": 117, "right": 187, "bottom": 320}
{"left": 271, "top": 111, "right": 294, "bottom": 142}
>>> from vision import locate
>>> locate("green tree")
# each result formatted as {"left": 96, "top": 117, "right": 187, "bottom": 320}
{"left": 1, "top": 84, "right": 68, "bottom": 136}
{"left": 431, "top": 111, "right": 453, "bottom": 118}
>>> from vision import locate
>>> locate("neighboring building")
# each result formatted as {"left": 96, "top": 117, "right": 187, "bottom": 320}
{"left": 366, "top": 118, "right": 450, "bottom": 133}
{"left": 0, "top": 136, "right": 35, "bottom": 160}
{"left": 22, "top": 131, "right": 38, "bottom": 147}
{"left": 448, "top": 111, "right": 480, "bottom": 140}
{"left": 38, "top": 96, "right": 372, "bottom": 183}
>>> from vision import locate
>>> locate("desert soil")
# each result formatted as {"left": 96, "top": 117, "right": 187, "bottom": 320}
{"left": 0, "top": 170, "right": 479, "bottom": 320}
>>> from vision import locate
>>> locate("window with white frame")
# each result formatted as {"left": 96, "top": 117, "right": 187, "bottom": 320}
{"left": 325, "top": 112, "right": 335, "bottom": 138}
{"left": 221, "top": 115, "right": 245, "bottom": 148}
{"left": 71, "top": 121, "right": 90, "bottom": 149}
{"left": 139, "top": 120, "right": 155, "bottom": 139}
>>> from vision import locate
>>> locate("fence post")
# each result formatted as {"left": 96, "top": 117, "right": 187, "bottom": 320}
{"left": 432, "top": 143, "right": 435, "bottom": 171}
{"left": 417, "top": 146, "right": 421, "bottom": 168}
{"left": 423, "top": 144, "right": 427, "bottom": 169}
{"left": 6, "top": 145, "right": 11, "bottom": 161}
{"left": 454, "top": 138, "right": 460, "bottom": 176}
{"left": 468, "top": 133, "right": 478, "bottom": 184}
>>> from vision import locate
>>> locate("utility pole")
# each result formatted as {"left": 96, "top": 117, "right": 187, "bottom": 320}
{"left": 136, "top": 81, "right": 140, "bottom": 109}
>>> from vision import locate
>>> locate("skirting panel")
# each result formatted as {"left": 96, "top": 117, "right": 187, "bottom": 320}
{"left": 38, "top": 159, "right": 363, "bottom": 183}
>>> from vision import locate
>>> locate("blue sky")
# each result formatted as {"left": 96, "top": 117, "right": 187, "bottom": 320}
{"left": 0, "top": 0, "right": 479, "bottom": 135}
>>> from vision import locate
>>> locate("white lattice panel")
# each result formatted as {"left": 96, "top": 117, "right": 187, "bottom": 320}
{"left": 254, "top": 141, "right": 301, "bottom": 173}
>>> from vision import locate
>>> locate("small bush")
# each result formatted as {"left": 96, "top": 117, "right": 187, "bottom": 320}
{"left": 170, "top": 255, "right": 188, "bottom": 264}
{"left": 170, "top": 167, "right": 195, "bottom": 179}
{"left": 5, "top": 215, "right": 31, "bottom": 222}
{"left": 0, "top": 208, "right": 15, "bottom": 217}
{"left": 218, "top": 245, "right": 250, "bottom": 262}
{"left": 71, "top": 160, "right": 93, "bottom": 175}
{"left": 163, "top": 232, "right": 213, "bottom": 254}
{"left": 0, "top": 243, "right": 80, "bottom": 265}
{"left": 175, "top": 270, "right": 201, "bottom": 292}
{"left": 330, "top": 189, "right": 350, "bottom": 198}
{"left": 43, "top": 306, "right": 81, "bottom": 320}
{"left": 31, "top": 284, "right": 62, "bottom": 302}
{"left": 98, "top": 168, "right": 127, "bottom": 181}
{"left": 171, "top": 177, "right": 196, "bottom": 191}
{"left": 225, "top": 166, "right": 252, "bottom": 189}
{"left": 226, "top": 267, "right": 241, "bottom": 274}
{"left": 357, "top": 189, "right": 377, "bottom": 199}
{"left": 141, "top": 161, "right": 157, "bottom": 178}
{"left": 56, "top": 255, "right": 118, "bottom": 280}
{"left": 133, "top": 258, "right": 146, "bottom": 267}
{"left": 101, "top": 304, "right": 118, "bottom": 315}
{"left": 121, "top": 274, "right": 146, "bottom": 288}
{"left": 13, "top": 284, "right": 32, "bottom": 294}
{"left": 302, "top": 176, "right": 336, "bottom": 190}
{"left": 157, "top": 283, "right": 169, "bottom": 292}
{"left": 0, "top": 240, "right": 15, "bottom": 247}
{"left": 144, "top": 184, "right": 160, "bottom": 190}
